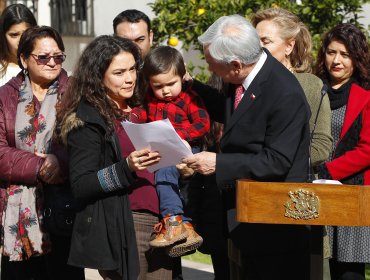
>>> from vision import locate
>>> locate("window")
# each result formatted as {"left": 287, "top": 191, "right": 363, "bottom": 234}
{"left": 4, "top": 0, "right": 38, "bottom": 16}
{"left": 50, "top": 0, "right": 94, "bottom": 36}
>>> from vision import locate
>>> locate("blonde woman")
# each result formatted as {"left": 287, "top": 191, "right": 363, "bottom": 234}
{"left": 251, "top": 8, "right": 332, "bottom": 171}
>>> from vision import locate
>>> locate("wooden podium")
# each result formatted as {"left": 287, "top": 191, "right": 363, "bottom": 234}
{"left": 236, "top": 180, "right": 370, "bottom": 280}
{"left": 236, "top": 180, "right": 370, "bottom": 226}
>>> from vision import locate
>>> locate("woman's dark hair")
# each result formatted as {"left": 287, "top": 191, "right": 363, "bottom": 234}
{"left": 142, "top": 46, "right": 186, "bottom": 80}
{"left": 57, "top": 35, "right": 142, "bottom": 136}
{"left": 17, "top": 25, "right": 65, "bottom": 70}
{"left": 315, "top": 23, "right": 370, "bottom": 90}
{"left": 0, "top": 4, "right": 37, "bottom": 76}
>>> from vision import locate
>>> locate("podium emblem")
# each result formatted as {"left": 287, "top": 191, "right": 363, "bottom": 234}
{"left": 284, "top": 189, "right": 320, "bottom": 220}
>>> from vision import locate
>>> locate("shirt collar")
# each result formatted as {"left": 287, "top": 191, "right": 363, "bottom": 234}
{"left": 241, "top": 50, "right": 267, "bottom": 91}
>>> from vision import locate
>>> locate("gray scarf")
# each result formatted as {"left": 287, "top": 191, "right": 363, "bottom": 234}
{"left": 2, "top": 76, "right": 58, "bottom": 261}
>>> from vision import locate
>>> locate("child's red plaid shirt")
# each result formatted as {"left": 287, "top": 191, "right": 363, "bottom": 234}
{"left": 146, "top": 90, "right": 210, "bottom": 143}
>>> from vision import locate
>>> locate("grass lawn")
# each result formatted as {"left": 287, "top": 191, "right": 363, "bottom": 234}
{"left": 182, "top": 250, "right": 212, "bottom": 265}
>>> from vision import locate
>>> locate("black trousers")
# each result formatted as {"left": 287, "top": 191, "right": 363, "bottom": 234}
{"left": 1, "top": 255, "right": 49, "bottom": 280}
{"left": 47, "top": 234, "right": 84, "bottom": 280}
{"left": 239, "top": 251, "right": 311, "bottom": 280}
{"left": 1, "top": 235, "right": 84, "bottom": 280}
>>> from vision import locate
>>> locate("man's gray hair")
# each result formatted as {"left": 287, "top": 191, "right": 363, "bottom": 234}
{"left": 198, "top": 14, "right": 262, "bottom": 65}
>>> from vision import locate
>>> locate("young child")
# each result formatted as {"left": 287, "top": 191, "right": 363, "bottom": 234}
{"left": 142, "top": 46, "right": 210, "bottom": 257}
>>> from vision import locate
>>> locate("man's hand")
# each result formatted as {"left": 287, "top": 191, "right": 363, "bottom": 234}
{"left": 176, "top": 163, "right": 195, "bottom": 178}
{"left": 182, "top": 151, "right": 216, "bottom": 175}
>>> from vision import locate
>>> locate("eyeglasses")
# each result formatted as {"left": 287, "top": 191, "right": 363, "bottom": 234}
{"left": 30, "top": 53, "right": 66, "bottom": 65}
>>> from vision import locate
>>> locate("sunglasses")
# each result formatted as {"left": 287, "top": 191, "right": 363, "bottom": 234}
{"left": 30, "top": 53, "right": 66, "bottom": 65}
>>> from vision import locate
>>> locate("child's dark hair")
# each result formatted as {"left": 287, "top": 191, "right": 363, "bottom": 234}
{"left": 142, "top": 46, "right": 186, "bottom": 79}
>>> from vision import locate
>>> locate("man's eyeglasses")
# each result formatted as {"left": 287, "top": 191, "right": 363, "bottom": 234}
{"left": 30, "top": 53, "right": 66, "bottom": 65}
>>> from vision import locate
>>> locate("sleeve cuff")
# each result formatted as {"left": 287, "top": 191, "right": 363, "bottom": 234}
{"left": 97, "top": 160, "right": 137, "bottom": 193}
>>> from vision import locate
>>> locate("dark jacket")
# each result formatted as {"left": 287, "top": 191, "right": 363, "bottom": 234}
{"left": 63, "top": 99, "right": 139, "bottom": 280}
{"left": 192, "top": 51, "right": 312, "bottom": 254}
{"left": 0, "top": 70, "right": 69, "bottom": 186}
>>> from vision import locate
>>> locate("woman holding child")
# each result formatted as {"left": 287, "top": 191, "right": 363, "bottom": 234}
{"left": 57, "top": 35, "right": 165, "bottom": 279}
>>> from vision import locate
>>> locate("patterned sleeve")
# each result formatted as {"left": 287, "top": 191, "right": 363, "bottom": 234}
{"left": 68, "top": 124, "right": 136, "bottom": 199}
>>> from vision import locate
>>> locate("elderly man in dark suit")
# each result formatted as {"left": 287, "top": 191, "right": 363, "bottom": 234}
{"left": 183, "top": 15, "right": 313, "bottom": 280}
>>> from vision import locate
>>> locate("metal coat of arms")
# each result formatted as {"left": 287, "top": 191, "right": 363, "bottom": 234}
{"left": 284, "top": 189, "right": 320, "bottom": 220}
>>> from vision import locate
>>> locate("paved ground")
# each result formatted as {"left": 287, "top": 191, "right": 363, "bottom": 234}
{"left": 85, "top": 259, "right": 214, "bottom": 280}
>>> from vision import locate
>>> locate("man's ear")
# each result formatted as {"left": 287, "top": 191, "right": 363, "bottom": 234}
{"left": 149, "top": 30, "right": 154, "bottom": 46}
{"left": 231, "top": 60, "right": 242, "bottom": 75}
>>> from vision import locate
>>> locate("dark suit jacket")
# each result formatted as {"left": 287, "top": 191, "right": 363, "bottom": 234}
{"left": 192, "top": 51, "right": 312, "bottom": 255}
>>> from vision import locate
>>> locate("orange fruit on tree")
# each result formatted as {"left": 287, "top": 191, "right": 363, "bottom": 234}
{"left": 197, "top": 8, "right": 205, "bottom": 16}
{"left": 167, "top": 37, "right": 179, "bottom": 47}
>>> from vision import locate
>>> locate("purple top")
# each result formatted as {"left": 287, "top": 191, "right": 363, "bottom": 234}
{"left": 115, "top": 119, "right": 159, "bottom": 215}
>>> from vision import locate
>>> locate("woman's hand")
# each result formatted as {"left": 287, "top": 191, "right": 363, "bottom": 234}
{"left": 36, "top": 153, "right": 64, "bottom": 184}
{"left": 127, "top": 148, "right": 161, "bottom": 172}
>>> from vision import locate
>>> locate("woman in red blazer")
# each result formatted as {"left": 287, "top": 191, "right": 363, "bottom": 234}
{"left": 315, "top": 23, "right": 370, "bottom": 280}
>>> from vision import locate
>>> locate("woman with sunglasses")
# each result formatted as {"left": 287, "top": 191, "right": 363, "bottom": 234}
{"left": 0, "top": 4, "right": 37, "bottom": 86}
{"left": 0, "top": 26, "right": 84, "bottom": 280}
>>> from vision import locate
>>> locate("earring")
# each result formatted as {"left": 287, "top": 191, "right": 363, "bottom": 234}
{"left": 23, "top": 68, "right": 28, "bottom": 76}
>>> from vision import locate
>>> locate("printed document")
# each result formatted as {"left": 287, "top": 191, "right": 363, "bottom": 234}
{"left": 122, "top": 119, "right": 193, "bottom": 172}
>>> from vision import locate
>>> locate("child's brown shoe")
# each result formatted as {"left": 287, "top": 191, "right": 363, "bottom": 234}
{"left": 149, "top": 215, "right": 188, "bottom": 248}
{"left": 166, "top": 222, "right": 203, "bottom": 257}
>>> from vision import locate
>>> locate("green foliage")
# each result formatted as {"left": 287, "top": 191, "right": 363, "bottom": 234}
{"left": 149, "top": 0, "right": 370, "bottom": 80}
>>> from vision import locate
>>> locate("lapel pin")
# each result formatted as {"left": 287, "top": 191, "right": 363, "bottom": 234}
{"left": 250, "top": 93, "right": 256, "bottom": 100}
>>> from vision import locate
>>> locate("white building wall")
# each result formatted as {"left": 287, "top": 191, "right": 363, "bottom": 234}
{"left": 62, "top": 36, "right": 94, "bottom": 74}
{"left": 37, "top": 0, "right": 51, "bottom": 26}
{"left": 94, "top": 0, "right": 154, "bottom": 36}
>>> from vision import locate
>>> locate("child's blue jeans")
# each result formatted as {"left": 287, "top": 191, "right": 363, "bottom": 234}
{"left": 155, "top": 146, "right": 200, "bottom": 222}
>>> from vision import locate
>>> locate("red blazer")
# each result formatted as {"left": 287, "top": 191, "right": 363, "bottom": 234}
{"left": 326, "top": 83, "right": 370, "bottom": 184}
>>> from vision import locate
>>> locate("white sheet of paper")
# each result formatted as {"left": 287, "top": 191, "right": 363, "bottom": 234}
{"left": 121, "top": 119, "right": 193, "bottom": 172}
{"left": 312, "top": 179, "right": 342, "bottom": 185}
